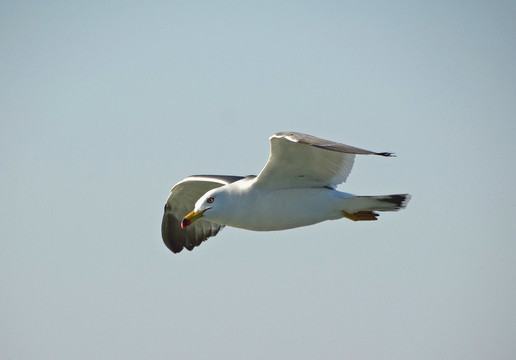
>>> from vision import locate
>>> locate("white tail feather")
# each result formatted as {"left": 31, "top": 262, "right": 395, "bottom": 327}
{"left": 342, "top": 194, "right": 411, "bottom": 213}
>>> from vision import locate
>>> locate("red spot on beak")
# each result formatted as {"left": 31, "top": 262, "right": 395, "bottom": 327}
{"left": 181, "top": 218, "right": 191, "bottom": 229}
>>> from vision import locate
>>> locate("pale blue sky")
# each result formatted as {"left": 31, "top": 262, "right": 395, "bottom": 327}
{"left": 2, "top": 1, "right": 516, "bottom": 359}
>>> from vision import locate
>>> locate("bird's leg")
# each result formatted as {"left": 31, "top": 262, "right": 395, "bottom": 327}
{"left": 342, "top": 211, "right": 379, "bottom": 221}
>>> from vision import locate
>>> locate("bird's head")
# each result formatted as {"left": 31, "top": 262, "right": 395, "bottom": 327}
{"left": 181, "top": 188, "right": 226, "bottom": 228}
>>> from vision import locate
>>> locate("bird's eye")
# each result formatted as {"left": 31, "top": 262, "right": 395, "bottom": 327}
{"left": 207, "top": 196, "right": 214, "bottom": 204}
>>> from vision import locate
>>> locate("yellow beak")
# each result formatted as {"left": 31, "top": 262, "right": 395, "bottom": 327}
{"left": 181, "top": 209, "right": 208, "bottom": 229}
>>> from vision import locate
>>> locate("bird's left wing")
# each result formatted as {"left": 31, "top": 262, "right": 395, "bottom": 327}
{"left": 161, "top": 175, "right": 245, "bottom": 253}
{"left": 254, "top": 131, "right": 393, "bottom": 189}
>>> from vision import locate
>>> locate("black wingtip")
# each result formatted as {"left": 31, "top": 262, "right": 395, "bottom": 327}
{"left": 161, "top": 210, "right": 185, "bottom": 253}
{"left": 377, "top": 152, "right": 396, "bottom": 157}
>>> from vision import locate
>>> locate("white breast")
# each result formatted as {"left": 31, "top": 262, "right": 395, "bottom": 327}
{"left": 215, "top": 186, "right": 346, "bottom": 231}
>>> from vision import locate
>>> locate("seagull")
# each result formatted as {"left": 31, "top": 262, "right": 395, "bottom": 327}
{"left": 162, "top": 131, "right": 411, "bottom": 253}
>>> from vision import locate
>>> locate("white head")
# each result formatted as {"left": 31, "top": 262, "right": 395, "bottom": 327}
{"left": 181, "top": 187, "right": 230, "bottom": 228}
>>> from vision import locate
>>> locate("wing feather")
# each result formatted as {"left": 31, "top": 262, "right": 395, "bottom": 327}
{"left": 161, "top": 175, "right": 245, "bottom": 253}
{"left": 254, "top": 131, "right": 393, "bottom": 189}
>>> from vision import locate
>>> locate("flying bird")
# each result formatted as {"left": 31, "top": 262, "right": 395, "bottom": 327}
{"left": 162, "top": 131, "right": 411, "bottom": 253}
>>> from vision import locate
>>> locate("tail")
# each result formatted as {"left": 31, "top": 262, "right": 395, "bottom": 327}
{"left": 341, "top": 194, "right": 411, "bottom": 221}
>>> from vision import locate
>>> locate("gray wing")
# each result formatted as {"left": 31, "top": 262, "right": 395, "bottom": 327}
{"left": 161, "top": 175, "right": 246, "bottom": 253}
{"left": 254, "top": 131, "right": 393, "bottom": 189}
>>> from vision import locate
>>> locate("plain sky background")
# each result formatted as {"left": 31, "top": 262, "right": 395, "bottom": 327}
{"left": 2, "top": 1, "right": 515, "bottom": 359}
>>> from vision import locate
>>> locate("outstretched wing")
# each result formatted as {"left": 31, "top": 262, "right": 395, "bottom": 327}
{"left": 254, "top": 131, "right": 393, "bottom": 189}
{"left": 161, "top": 175, "right": 245, "bottom": 253}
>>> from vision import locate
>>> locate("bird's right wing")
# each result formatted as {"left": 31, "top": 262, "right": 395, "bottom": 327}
{"left": 254, "top": 132, "right": 393, "bottom": 189}
{"left": 161, "top": 175, "right": 245, "bottom": 253}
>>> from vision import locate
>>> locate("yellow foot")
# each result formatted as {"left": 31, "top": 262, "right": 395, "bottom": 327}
{"left": 342, "top": 211, "right": 379, "bottom": 221}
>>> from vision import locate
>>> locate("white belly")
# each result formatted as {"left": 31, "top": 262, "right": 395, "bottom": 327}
{"left": 221, "top": 187, "right": 348, "bottom": 231}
